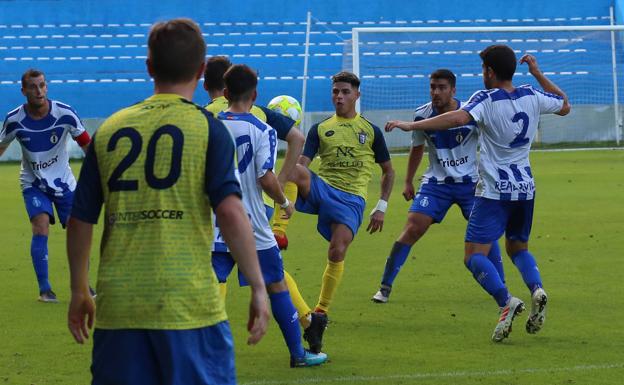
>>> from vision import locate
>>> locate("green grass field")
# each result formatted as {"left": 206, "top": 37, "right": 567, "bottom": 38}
{"left": 1, "top": 149, "right": 623, "bottom": 385}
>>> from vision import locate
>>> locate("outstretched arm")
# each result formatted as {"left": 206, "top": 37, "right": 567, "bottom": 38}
{"left": 520, "top": 54, "right": 571, "bottom": 116}
{"left": 385, "top": 110, "right": 472, "bottom": 132}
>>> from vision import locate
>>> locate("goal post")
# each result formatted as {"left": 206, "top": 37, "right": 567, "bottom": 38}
{"left": 350, "top": 25, "right": 624, "bottom": 148}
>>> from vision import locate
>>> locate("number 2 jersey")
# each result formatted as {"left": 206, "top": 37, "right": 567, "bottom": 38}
{"left": 411, "top": 98, "right": 479, "bottom": 184}
{"left": 462, "top": 85, "right": 564, "bottom": 201}
{"left": 212, "top": 111, "right": 278, "bottom": 252}
{"left": 0, "top": 100, "right": 87, "bottom": 196}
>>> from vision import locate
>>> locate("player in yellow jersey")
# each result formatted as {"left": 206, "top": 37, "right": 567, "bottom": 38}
{"left": 289, "top": 71, "right": 395, "bottom": 353}
{"left": 204, "top": 56, "right": 316, "bottom": 332}
{"left": 66, "top": 19, "right": 269, "bottom": 385}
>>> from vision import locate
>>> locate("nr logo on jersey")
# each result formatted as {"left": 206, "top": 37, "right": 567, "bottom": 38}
{"left": 325, "top": 130, "right": 335, "bottom": 137}
{"left": 32, "top": 196, "right": 42, "bottom": 208}
{"left": 336, "top": 146, "right": 355, "bottom": 157}
{"left": 50, "top": 133, "right": 58, "bottom": 144}
{"left": 419, "top": 196, "right": 429, "bottom": 207}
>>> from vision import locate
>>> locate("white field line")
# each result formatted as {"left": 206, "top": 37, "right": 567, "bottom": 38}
{"left": 240, "top": 362, "right": 624, "bottom": 385}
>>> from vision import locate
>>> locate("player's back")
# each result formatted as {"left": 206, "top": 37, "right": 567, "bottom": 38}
{"left": 218, "top": 111, "right": 278, "bottom": 250}
{"left": 92, "top": 93, "right": 226, "bottom": 329}
{"left": 463, "top": 85, "right": 564, "bottom": 200}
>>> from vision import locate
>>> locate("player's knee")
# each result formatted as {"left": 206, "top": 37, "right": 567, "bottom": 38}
{"left": 404, "top": 221, "right": 428, "bottom": 242}
{"left": 505, "top": 240, "right": 528, "bottom": 258}
{"left": 328, "top": 245, "right": 347, "bottom": 261}
{"left": 267, "top": 280, "right": 288, "bottom": 293}
{"left": 31, "top": 215, "right": 50, "bottom": 236}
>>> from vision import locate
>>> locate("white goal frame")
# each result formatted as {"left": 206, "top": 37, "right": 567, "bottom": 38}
{"left": 351, "top": 24, "right": 624, "bottom": 145}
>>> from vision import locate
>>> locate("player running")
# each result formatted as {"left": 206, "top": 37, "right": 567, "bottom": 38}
{"left": 385, "top": 46, "right": 570, "bottom": 342}
{"left": 371, "top": 69, "right": 504, "bottom": 304}
{"left": 0, "top": 69, "right": 92, "bottom": 303}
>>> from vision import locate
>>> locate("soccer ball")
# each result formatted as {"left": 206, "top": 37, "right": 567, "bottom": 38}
{"left": 267, "top": 95, "right": 303, "bottom": 127}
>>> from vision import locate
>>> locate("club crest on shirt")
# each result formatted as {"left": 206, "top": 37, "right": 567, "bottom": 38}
{"left": 325, "top": 130, "right": 335, "bottom": 137}
{"left": 358, "top": 131, "right": 367, "bottom": 145}
{"left": 50, "top": 133, "right": 58, "bottom": 144}
{"left": 455, "top": 132, "right": 463, "bottom": 143}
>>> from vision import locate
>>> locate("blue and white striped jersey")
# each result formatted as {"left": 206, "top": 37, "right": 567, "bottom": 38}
{"left": 212, "top": 111, "right": 278, "bottom": 252}
{"left": 411, "top": 99, "right": 479, "bottom": 184}
{"left": 462, "top": 85, "right": 564, "bottom": 201}
{"left": 0, "top": 100, "right": 86, "bottom": 196}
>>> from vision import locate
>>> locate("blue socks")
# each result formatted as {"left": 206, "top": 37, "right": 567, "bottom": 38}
{"left": 380, "top": 242, "right": 412, "bottom": 287}
{"left": 465, "top": 253, "right": 509, "bottom": 307}
{"left": 270, "top": 290, "right": 305, "bottom": 359}
{"left": 487, "top": 241, "right": 505, "bottom": 283}
{"left": 31, "top": 235, "right": 51, "bottom": 292}
{"left": 511, "top": 250, "right": 543, "bottom": 293}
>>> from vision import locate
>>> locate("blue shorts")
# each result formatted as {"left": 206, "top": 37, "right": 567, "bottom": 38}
{"left": 409, "top": 182, "right": 476, "bottom": 223}
{"left": 212, "top": 246, "right": 284, "bottom": 286}
{"left": 295, "top": 171, "right": 365, "bottom": 241}
{"left": 23, "top": 187, "right": 74, "bottom": 227}
{"left": 91, "top": 322, "right": 235, "bottom": 385}
{"left": 465, "top": 197, "right": 535, "bottom": 244}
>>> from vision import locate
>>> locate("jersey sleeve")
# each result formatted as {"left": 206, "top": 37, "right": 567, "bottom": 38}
{"left": 255, "top": 127, "right": 277, "bottom": 179}
{"left": 260, "top": 106, "right": 295, "bottom": 141}
{"left": 411, "top": 117, "right": 426, "bottom": 147}
{"left": 205, "top": 118, "right": 242, "bottom": 209}
{"left": 371, "top": 124, "right": 391, "bottom": 163}
{"left": 461, "top": 90, "right": 490, "bottom": 124}
{"left": 71, "top": 134, "right": 104, "bottom": 224}
{"left": 534, "top": 88, "right": 565, "bottom": 114}
{"left": 302, "top": 123, "right": 320, "bottom": 159}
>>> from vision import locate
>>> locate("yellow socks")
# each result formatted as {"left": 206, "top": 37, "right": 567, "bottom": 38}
{"left": 316, "top": 260, "right": 345, "bottom": 313}
{"left": 272, "top": 181, "right": 298, "bottom": 235}
{"left": 284, "top": 270, "right": 312, "bottom": 328}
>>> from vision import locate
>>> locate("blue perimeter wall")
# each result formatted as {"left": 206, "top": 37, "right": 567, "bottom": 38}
{"left": 0, "top": 0, "right": 616, "bottom": 119}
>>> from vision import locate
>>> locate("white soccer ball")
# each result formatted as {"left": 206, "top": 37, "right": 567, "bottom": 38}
{"left": 267, "top": 95, "right": 303, "bottom": 127}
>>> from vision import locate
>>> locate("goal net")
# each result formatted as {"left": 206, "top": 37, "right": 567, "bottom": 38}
{"left": 346, "top": 26, "right": 624, "bottom": 148}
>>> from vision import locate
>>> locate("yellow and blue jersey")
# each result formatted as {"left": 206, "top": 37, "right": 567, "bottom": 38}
{"left": 71, "top": 93, "right": 241, "bottom": 330}
{"left": 205, "top": 96, "right": 295, "bottom": 141}
{"left": 303, "top": 114, "right": 390, "bottom": 200}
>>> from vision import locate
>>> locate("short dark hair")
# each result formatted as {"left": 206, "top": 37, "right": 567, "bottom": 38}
{"left": 204, "top": 56, "right": 232, "bottom": 92}
{"left": 479, "top": 45, "right": 517, "bottom": 81}
{"left": 21, "top": 69, "right": 45, "bottom": 87}
{"left": 331, "top": 71, "right": 360, "bottom": 89}
{"left": 223, "top": 64, "right": 258, "bottom": 103}
{"left": 430, "top": 69, "right": 456, "bottom": 87}
{"left": 148, "top": 18, "right": 206, "bottom": 83}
